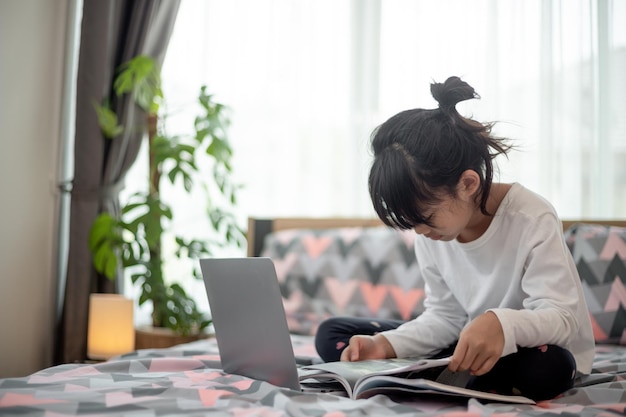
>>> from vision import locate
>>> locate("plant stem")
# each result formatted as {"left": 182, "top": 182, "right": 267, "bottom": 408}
{"left": 147, "top": 113, "right": 159, "bottom": 196}
{"left": 147, "top": 112, "right": 164, "bottom": 328}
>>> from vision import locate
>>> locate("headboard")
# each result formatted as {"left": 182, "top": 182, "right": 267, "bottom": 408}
{"left": 247, "top": 217, "right": 626, "bottom": 257}
{"left": 247, "top": 217, "right": 383, "bottom": 256}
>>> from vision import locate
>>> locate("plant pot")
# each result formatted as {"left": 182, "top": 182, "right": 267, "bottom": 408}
{"left": 134, "top": 325, "right": 210, "bottom": 350}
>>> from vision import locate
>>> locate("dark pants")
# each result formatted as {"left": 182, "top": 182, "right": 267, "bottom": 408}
{"left": 314, "top": 316, "right": 577, "bottom": 401}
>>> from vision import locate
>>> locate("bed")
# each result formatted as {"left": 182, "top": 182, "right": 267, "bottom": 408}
{"left": 1, "top": 217, "right": 625, "bottom": 417}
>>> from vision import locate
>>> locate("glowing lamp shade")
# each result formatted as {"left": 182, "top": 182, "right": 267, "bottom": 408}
{"left": 87, "top": 294, "right": 135, "bottom": 360}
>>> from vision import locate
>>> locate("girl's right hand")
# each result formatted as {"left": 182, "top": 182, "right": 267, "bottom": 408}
{"left": 340, "top": 334, "right": 396, "bottom": 361}
{"left": 448, "top": 311, "right": 504, "bottom": 375}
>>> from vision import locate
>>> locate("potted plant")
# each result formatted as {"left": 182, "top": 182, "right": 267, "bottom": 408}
{"left": 89, "top": 55, "right": 245, "bottom": 345}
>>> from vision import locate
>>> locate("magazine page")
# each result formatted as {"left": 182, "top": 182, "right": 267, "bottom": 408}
{"left": 353, "top": 375, "right": 536, "bottom": 404}
{"left": 301, "top": 357, "right": 451, "bottom": 395}
{"left": 298, "top": 368, "right": 351, "bottom": 394}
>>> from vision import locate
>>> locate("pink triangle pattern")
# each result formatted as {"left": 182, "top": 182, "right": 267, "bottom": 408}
{"left": 198, "top": 389, "right": 234, "bottom": 406}
{"left": 389, "top": 286, "right": 425, "bottom": 320}
{"left": 338, "top": 227, "right": 363, "bottom": 245}
{"left": 359, "top": 281, "right": 389, "bottom": 315}
{"left": 261, "top": 225, "right": 423, "bottom": 335}
{"left": 282, "top": 290, "right": 304, "bottom": 315}
{"left": 0, "top": 393, "right": 64, "bottom": 407}
{"left": 324, "top": 277, "right": 359, "bottom": 312}
{"left": 272, "top": 252, "right": 298, "bottom": 283}
{"left": 599, "top": 232, "right": 626, "bottom": 261}
{"left": 106, "top": 391, "right": 159, "bottom": 407}
{"left": 605, "top": 278, "right": 626, "bottom": 311}
{"left": 301, "top": 235, "right": 334, "bottom": 259}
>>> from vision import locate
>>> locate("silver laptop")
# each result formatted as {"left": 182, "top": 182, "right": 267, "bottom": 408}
{"left": 199, "top": 257, "right": 302, "bottom": 390}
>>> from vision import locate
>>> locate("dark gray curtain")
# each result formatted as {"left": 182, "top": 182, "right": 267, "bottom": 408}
{"left": 56, "top": 0, "right": 181, "bottom": 365}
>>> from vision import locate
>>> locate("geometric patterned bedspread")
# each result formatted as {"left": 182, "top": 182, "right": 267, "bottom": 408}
{"left": 1, "top": 336, "right": 625, "bottom": 417}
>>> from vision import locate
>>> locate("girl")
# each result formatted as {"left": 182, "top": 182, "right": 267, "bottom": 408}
{"left": 314, "top": 76, "right": 594, "bottom": 401}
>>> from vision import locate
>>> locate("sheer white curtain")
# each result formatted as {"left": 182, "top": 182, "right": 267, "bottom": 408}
{"left": 156, "top": 1, "right": 369, "bottom": 220}
{"left": 375, "top": 0, "right": 626, "bottom": 218}
{"left": 153, "top": 0, "right": 625, "bottom": 221}
{"left": 124, "top": 0, "right": 626, "bottom": 320}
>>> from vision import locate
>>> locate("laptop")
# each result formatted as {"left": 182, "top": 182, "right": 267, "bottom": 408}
{"left": 199, "top": 257, "right": 303, "bottom": 390}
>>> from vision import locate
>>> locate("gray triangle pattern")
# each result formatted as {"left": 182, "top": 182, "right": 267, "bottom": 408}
{"left": 573, "top": 236, "right": 604, "bottom": 262}
{"left": 570, "top": 224, "right": 626, "bottom": 344}
{"left": 129, "top": 359, "right": 151, "bottom": 374}
{"left": 588, "top": 259, "right": 612, "bottom": 284}
{"left": 582, "top": 281, "right": 604, "bottom": 313}
{"left": 590, "top": 283, "right": 613, "bottom": 309}
{"left": 263, "top": 226, "right": 421, "bottom": 335}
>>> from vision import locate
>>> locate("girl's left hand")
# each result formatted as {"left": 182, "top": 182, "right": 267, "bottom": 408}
{"left": 448, "top": 311, "right": 504, "bottom": 376}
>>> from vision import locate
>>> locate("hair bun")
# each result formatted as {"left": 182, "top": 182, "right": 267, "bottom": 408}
{"left": 430, "top": 76, "right": 479, "bottom": 110}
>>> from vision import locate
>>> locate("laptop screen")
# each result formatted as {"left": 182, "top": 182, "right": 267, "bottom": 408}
{"left": 199, "top": 257, "right": 301, "bottom": 390}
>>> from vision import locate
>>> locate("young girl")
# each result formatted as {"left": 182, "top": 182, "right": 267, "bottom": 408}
{"left": 314, "top": 76, "right": 594, "bottom": 401}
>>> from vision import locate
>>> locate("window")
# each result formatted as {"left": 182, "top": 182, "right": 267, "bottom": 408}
{"left": 123, "top": 0, "right": 626, "bottom": 322}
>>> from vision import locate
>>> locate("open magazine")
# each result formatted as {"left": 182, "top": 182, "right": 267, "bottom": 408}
{"left": 299, "top": 356, "right": 535, "bottom": 404}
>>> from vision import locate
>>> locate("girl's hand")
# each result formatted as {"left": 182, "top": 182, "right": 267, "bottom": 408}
{"left": 448, "top": 311, "right": 504, "bottom": 375}
{"left": 340, "top": 334, "right": 396, "bottom": 361}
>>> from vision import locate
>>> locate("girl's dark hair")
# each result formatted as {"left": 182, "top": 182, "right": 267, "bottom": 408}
{"left": 368, "top": 76, "right": 511, "bottom": 230}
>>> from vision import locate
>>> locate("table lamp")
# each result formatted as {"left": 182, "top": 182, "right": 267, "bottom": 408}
{"left": 87, "top": 293, "right": 135, "bottom": 360}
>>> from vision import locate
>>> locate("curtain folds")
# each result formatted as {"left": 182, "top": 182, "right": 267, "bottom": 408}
{"left": 142, "top": 0, "right": 625, "bottom": 314}
{"left": 158, "top": 0, "right": 625, "bottom": 221}
{"left": 56, "top": 0, "right": 181, "bottom": 365}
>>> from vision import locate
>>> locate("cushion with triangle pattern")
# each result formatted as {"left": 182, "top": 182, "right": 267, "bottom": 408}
{"left": 565, "top": 223, "right": 626, "bottom": 345}
{"left": 261, "top": 222, "right": 626, "bottom": 344}
{"left": 260, "top": 226, "right": 425, "bottom": 335}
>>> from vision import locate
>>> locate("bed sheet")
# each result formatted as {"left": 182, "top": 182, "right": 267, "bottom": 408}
{"left": 1, "top": 335, "right": 625, "bottom": 417}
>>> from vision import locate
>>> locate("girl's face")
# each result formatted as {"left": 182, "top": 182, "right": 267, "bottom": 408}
{"left": 412, "top": 170, "right": 483, "bottom": 242}
{"left": 413, "top": 195, "right": 475, "bottom": 242}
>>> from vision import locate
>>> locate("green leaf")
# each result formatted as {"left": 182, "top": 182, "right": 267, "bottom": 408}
{"left": 138, "top": 286, "right": 150, "bottom": 305}
{"left": 130, "top": 273, "right": 143, "bottom": 285}
{"left": 122, "top": 201, "right": 149, "bottom": 214}
{"left": 114, "top": 55, "right": 162, "bottom": 112}
{"left": 88, "top": 213, "right": 123, "bottom": 280}
{"left": 92, "top": 101, "right": 124, "bottom": 139}
{"left": 92, "top": 242, "right": 109, "bottom": 273}
{"left": 88, "top": 213, "right": 112, "bottom": 251}
{"left": 104, "top": 252, "right": 118, "bottom": 280}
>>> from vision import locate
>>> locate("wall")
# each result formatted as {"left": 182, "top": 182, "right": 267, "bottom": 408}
{"left": 0, "top": 0, "right": 68, "bottom": 377}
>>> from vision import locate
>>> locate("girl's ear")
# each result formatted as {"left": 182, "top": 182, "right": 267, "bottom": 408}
{"left": 457, "top": 170, "right": 481, "bottom": 201}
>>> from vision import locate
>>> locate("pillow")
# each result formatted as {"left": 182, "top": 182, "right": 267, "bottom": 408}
{"left": 260, "top": 226, "right": 425, "bottom": 335}
{"left": 565, "top": 223, "right": 626, "bottom": 345}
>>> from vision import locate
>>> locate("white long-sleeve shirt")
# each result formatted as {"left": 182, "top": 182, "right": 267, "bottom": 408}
{"left": 382, "top": 183, "right": 595, "bottom": 374}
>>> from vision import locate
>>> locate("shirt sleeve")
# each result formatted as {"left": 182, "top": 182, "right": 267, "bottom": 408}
{"left": 488, "top": 213, "right": 582, "bottom": 357}
{"left": 382, "top": 238, "right": 468, "bottom": 358}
